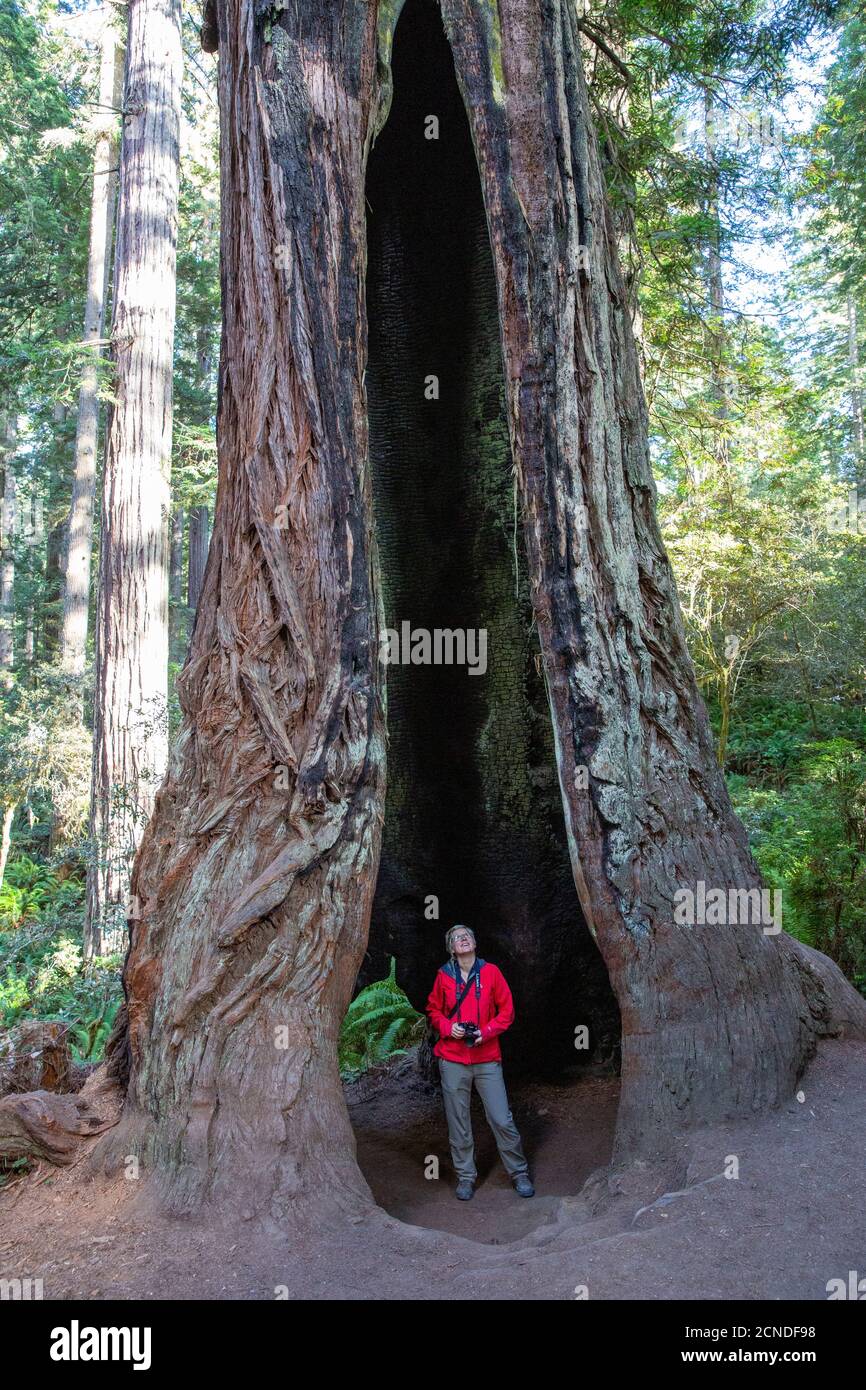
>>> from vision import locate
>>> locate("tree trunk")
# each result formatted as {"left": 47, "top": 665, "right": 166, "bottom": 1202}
{"left": 0, "top": 800, "right": 15, "bottom": 891}
{"left": 168, "top": 506, "right": 185, "bottom": 663}
{"left": 60, "top": 16, "right": 124, "bottom": 677}
{"left": 703, "top": 90, "right": 729, "bottom": 486}
{"left": 846, "top": 293, "right": 864, "bottom": 467}
{"left": 23, "top": 496, "right": 35, "bottom": 667}
{"left": 101, "top": 0, "right": 866, "bottom": 1220}
{"left": 186, "top": 505, "right": 209, "bottom": 619}
{"left": 0, "top": 415, "right": 16, "bottom": 682}
{"left": 84, "top": 0, "right": 183, "bottom": 959}
{"left": 186, "top": 327, "right": 214, "bottom": 630}
{"left": 42, "top": 517, "right": 66, "bottom": 657}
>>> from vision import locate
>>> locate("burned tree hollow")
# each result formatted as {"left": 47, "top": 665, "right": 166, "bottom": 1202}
{"left": 363, "top": 0, "right": 620, "bottom": 1074}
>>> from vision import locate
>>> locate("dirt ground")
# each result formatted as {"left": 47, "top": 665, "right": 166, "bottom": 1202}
{"left": 348, "top": 1055, "right": 620, "bottom": 1245}
{"left": 1, "top": 1039, "right": 864, "bottom": 1300}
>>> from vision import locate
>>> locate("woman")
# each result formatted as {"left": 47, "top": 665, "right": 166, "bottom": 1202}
{"left": 426, "top": 925, "right": 534, "bottom": 1201}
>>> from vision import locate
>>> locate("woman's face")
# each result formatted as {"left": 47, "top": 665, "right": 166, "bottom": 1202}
{"left": 452, "top": 930, "right": 475, "bottom": 953}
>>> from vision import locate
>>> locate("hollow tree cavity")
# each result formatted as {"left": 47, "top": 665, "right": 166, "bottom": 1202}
{"left": 363, "top": 0, "right": 619, "bottom": 1074}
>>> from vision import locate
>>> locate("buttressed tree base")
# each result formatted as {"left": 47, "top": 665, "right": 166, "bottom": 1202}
{"left": 91, "top": 0, "right": 866, "bottom": 1222}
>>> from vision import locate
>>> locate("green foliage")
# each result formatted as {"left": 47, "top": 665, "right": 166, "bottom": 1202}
{"left": 0, "top": 853, "right": 83, "bottom": 929}
{"left": 0, "top": 844, "right": 119, "bottom": 1063}
{"left": 724, "top": 697, "right": 866, "bottom": 779}
{"left": 171, "top": 70, "right": 219, "bottom": 504}
{"left": 572, "top": 1, "right": 866, "bottom": 780}
{"left": 0, "top": 0, "right": 90, "bottom": 399}
{"left": 0, "top": 3, "right": 220, "bottom": 834}
{"left": 338, "top": 958, "right": 425, "bottom": 1080}
{"left": 0, "top": 1155, "right": 30, "bottom": 1188}
{"left": 728, "top": 711, "right": 866, "bottom": 991}
{"left": 0, "top": 916, "right": 121, "bottom": 1061}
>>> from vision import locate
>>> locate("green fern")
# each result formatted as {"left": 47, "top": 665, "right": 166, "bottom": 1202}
{"left": 338, "top": 957, "right": 424, "bottom": 1079}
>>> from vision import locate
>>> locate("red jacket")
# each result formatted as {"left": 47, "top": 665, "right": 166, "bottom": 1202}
{"left": 426, "top": 959, "right": 515, "bottom": 1065}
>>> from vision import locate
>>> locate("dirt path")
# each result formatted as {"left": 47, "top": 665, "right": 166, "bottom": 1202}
{"left": 348, "top": 1059, "right": 620, "bottom": 1244}
{"left": 1, "top": 1040, "right": 864, "bottom": 1300}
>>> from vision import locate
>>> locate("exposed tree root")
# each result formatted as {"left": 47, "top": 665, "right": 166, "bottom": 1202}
{"left": 0, "top": 1067, "right": 120, "bottom": 1167}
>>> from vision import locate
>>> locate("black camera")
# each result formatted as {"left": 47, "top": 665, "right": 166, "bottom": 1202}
{"left": 460, "top": 1021, "right": 480, "bottom": 1045}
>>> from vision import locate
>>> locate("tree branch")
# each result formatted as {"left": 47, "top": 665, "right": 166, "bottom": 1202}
{"left": 576, "top": 19, "right": 633, "bottom": 86}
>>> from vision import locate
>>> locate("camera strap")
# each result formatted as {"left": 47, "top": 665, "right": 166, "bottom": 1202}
{"left": 446, "top": 958, "right": 482, "bottom": 1019}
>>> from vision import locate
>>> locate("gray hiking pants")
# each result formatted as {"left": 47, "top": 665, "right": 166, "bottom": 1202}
{"left": 438, "top": 1058, "right": 528, "bottom": 1182}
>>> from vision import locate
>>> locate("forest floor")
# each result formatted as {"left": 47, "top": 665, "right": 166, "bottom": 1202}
{"left": 1, "top": 1038, "right": 864, "bottom": 1300}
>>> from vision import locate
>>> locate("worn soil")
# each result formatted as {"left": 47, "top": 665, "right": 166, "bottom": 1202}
{"left": 1, "top": 1039, "right": 864, "bottom": 1300}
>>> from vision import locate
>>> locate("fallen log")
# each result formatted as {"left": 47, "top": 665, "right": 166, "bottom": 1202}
{"left": 0, "top": 1068, "right": 120, "bottom": 1166}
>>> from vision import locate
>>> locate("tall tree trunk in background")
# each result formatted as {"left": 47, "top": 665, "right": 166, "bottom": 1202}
{"left": 846, "top": 293, "right": 864, "bottom": 468}
{"left": 23, "top": 496, "right": 35, "bottom": 667}
{"left": 186, "top": 325, "right": 214, "bottom": 627}
{"left": 60, "top": 16, "right": 124, "bottom": 677}
{"left": 43, "top": 408, "right": 67, "bottom": 659}
{"left": 101, "top": 0, "right": 866, "bottom": 1222}
{"left": 186, "top": 505, "right": 209, "bottom": 620}
{"left": 196, "top": 321, "right": 212, "bottom": 393}
{"left": 703, "top": 90, "right": 730, "bottom": 489}
{"left": 43, "top": 520, "right": 65, "bottom": 657}
{"left": 0, "top": 416, "right": 16, "bottom": 683}
{"left": 0, "top": 801, "right": 14, "bottom": 890}
{"left": 168, "top": 506, "right": 184, "bottom": 663}
{"left": 85, "top": 0, "right": 183, "bottom": 958}
{"left": 0, "top": 417, "right": 17, "bottom": 884}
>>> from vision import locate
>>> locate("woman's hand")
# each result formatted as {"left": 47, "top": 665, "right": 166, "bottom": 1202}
{"left": 450, "top": 1023, "right": 466, "bottom": 1039}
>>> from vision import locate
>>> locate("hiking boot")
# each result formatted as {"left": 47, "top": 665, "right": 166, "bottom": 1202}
{"left": 512, "top": 1173, "right": 535, "bottom": 1198}
{"left": 455, "top": 1180, "right": 475, "bottom": 1201}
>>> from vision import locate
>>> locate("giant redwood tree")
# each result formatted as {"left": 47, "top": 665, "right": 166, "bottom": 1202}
{"left": 97, "top": 0, "right": 866, "bottom": 1221}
